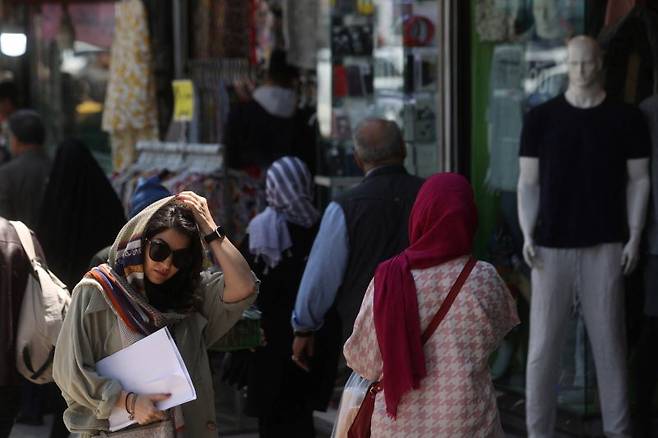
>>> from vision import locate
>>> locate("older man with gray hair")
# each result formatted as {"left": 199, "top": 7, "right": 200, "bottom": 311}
{"left": 290, "top": 118, "right": 424, "bottom": 383}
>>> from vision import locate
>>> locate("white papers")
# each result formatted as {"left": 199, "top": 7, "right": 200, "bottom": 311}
{"left": 96, "top": 327, "right": 196, "bottom": 431}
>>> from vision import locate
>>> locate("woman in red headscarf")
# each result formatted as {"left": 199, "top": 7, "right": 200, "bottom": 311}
{"left": 343, "top": 173, "right": 519, "bottom": 437}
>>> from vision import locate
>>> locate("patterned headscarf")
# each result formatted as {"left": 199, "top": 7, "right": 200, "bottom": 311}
{"left": 373, "top": 173, "right": 478, "bottom": 418}
{"left": 86, "top": 196, "right": 187, "bottom": 340}
{"left": 248, "top": 156, "right": 319, "bottom": 269}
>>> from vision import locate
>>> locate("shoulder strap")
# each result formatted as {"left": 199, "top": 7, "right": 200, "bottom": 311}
{"left": 420, "top": 257, "right": 476, "bottom": 345}
{"left": 9, "top": 221, "right": 37, "bottom": 262}
{"left": 373, "top": 257, "right": 476, "bottom": 390}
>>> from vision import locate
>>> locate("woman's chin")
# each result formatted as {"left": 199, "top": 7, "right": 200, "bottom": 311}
{"left": 146, "top": 272, "right": 169, "bottom": 284}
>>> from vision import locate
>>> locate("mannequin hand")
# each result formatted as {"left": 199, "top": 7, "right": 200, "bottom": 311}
{"left": 522, "top": 239, "right": 538, "bottom": 268}
{"left": 291, "top": 335, "right": 314, "bottom": 372}
{"left": 175, "top": 191, "right": 217, "bottom": 235}
{"left": 621, "top": 238, "right": 640, "bottom": 275}
{"left": 133, "top": 393, "right": 170, "bottom": 425}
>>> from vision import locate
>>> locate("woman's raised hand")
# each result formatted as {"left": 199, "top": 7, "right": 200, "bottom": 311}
{"left": 175, "top": 191, "right": 217, "bottom": 235}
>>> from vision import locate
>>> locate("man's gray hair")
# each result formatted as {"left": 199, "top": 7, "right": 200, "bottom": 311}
{"left": 353, "top": 118, "right": 404, "bottom": 164}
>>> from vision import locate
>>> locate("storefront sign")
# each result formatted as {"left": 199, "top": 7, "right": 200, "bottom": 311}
{"left": 172, "top": 80, "right": 195, "bottom": 122}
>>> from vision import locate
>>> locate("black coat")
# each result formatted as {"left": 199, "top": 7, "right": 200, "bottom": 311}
{"left": 240, "top": 221, "right": 340, "bottom": 416}
{"left": 224, "top": 99, "right": 316, "bottom": 174}
{"left": 36, "top": 140, "right": 126, "bottom": 289}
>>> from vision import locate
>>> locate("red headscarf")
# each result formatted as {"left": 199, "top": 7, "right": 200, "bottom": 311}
{"left": 373, "top": 173, "right": 478, "bottom": 417}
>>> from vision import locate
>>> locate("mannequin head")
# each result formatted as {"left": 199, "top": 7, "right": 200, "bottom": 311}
{"left": 532, "top": 0, "right": 562, "bottom": 40}
{"left": 566, "top": 36, "right": 603, "bottom": 90}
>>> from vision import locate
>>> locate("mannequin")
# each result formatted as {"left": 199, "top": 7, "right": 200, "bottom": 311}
{"left": 518, "top": 36, "right": 650, "bottom": 438}
{"left": 532, "top": 0, "right": 563, "bottom": 40}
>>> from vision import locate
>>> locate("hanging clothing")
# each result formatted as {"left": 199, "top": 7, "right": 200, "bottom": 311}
{"left": 599, "top": 5, "right": 658, "bottom": 105}
{"left": 102, "top": 0, "right": 158, "bottom": 173}
{"left": 475, "top": 0, "right": 516, "bottom": 42}
{"left": 282, "top": 0, "right": 317, "bottom": 69}
{"left": 208, "top": 0, "right": 254, "bottom": 59}
{"left": 36, "top": 140, "right": 126, "bottom": 290}
{"left": 605, "top": 0, "right": 638, "bottom": 27}
{"left": 485, "top": 43, "right": 524, "bottom": 192}
{"left": 142, "top": 0, "right": 175, "bottom": 138}
{"left": 247, "top": 156, "right": 319, "bottom": 269}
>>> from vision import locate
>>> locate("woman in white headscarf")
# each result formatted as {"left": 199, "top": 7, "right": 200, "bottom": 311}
{"left": 240, "top": 156, "right": 323, "bottom": 437}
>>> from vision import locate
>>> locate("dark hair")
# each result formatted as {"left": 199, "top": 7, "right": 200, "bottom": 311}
{"left": 0, "top": 81, "right": 18, "bottom": 106}
{"left": 142, "top": 203, "right": 203, "bottom": 312}
{"left": 8, "top": 110, "right": 45, "bottom": 146}
{"left": 268, "top": 49, "right": 298, "bottom": 88}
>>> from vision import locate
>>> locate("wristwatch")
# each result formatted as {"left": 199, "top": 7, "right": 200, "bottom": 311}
{"left": 203, "top": 226, "right": 225, "bottom": 244}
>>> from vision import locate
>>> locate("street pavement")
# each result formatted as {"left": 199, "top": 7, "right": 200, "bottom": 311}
{"left": 8, "top": 414, "right": 526, "bottom": 437}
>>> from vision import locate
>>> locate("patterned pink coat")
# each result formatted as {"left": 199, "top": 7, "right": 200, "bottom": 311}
{"left": 344, "top": 256, "right": 519, "bottom": 437}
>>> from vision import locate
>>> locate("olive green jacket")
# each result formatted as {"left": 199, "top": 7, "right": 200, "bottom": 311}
{"left": 53, "top": 272, "right": 255, "bottom": 437}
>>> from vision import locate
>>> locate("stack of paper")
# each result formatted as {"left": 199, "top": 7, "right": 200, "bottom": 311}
{"left": 96, "top": 327, "right": 196, "bottom": 431}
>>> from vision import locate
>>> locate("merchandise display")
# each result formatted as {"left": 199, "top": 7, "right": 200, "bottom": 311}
{"left": 372, "top": 1, "right": 439, "bottom": 177}
{"left": 316, "top": 0, "right": 440, "bottom": 185}
{"left": 111, "top": 143, "right": 265, "bottom": 246}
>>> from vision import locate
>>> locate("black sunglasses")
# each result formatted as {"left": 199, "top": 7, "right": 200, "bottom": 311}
{"left": 146, "top": 238, "right": 191, "bottom": 269}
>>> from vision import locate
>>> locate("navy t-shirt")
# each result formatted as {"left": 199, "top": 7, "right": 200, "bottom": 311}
{"left": 519, "top": 94, "right": 650, "bottom": 248}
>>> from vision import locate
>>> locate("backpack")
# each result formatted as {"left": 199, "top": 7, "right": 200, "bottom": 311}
{"left": 10, "top": 221, "right": 71, "bottom": 384}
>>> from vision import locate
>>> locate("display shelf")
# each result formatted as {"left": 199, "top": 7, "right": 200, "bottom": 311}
{"left": 316, "top": 0, "right": 439, "bottom": 180}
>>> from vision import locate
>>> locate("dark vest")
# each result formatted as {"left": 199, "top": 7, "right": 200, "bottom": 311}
{"left": 335, "top": 164, "right": 424, "bottom": 341}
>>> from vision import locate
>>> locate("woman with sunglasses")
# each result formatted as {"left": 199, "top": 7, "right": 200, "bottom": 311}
{"left": 52, "top": 191, "right": 257, "bottom": 438}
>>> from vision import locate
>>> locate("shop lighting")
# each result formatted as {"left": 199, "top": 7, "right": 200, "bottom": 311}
{"left": 0, "top": 33, "right": 27, "bottom": 57}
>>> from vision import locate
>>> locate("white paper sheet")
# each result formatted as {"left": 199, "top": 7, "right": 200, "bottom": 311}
{"left": 96, "top": 327, "right": 196, "bottom": 431}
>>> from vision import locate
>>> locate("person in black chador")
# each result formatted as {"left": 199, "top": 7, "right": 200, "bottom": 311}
{"left": 239, "top": 157, "right": 321, "bottom": 437}
{"left": 224, "top": 49, "right": 314, "bottom": 175}
{"left": 36, "top": 139, "right": 126, "bottom": 290}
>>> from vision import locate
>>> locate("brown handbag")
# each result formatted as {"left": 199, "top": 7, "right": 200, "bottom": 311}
{"left": 347, "top": 257, "right": 477, "bottom": 438}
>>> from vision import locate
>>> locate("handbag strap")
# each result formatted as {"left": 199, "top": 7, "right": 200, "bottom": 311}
{"left": 420, "top": 256, "right": 476, "bottom": 345}
{"left": 374, "top": 256, "right": 476, "bottom": 391}
{"left": 9, "top": 221, "right": 37, "bottom": 262}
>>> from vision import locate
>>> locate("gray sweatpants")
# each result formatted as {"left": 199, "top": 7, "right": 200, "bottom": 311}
{"left": 525, "top": 244, "right": 630, "bottom": 438}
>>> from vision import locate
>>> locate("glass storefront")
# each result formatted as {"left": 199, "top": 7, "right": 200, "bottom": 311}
{"left": 469, "top": 0, "right": 658, "bottom": 432}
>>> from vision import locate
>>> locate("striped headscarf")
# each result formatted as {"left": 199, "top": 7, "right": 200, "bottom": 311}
{"left": 248, "top": 156, "right": 319, "bottom": 269}
{"left": 85, "top": 197, "right": 186, "bottom": 341}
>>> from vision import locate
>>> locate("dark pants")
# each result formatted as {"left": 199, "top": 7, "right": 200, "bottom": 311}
{"left": 0, "top": 386, "right": 20, "bottom": 438}
{"left": 258, "top": 406, "right": 315, "bottom": 438}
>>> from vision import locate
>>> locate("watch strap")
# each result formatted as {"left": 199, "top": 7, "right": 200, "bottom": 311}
{"left": 203, "top": 226, "right": 225, "bottom": 244}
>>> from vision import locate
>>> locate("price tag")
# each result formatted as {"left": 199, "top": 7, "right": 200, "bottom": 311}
{"left": 172, "top": 79, "right": 194, "bottom": 122}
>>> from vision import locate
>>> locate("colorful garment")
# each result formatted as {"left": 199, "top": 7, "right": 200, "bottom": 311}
{"left": 344, "top": 258, "right": 519, "bottom": 437}
{"left": 102, "top": 0, "right": 158, "bottom": 172}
